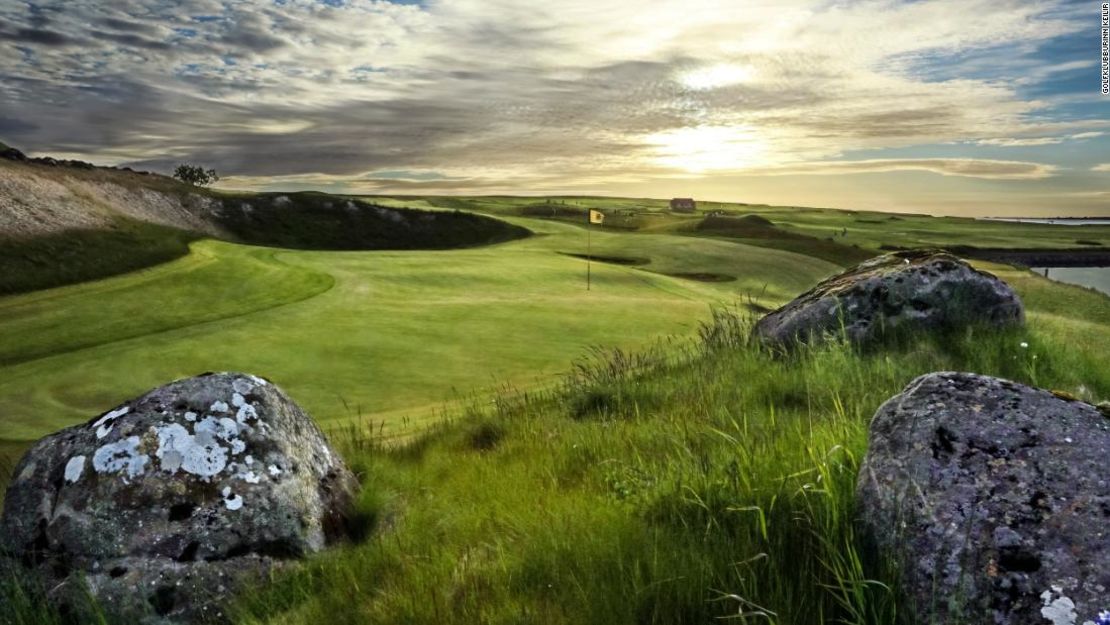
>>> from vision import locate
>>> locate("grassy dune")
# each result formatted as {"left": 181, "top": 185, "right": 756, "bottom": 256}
{"left": 2, "top": 191, "right": 1108, "bottom": 624}
{"left": 0, "top": 218, "right": 201, "bottom": 295}
{"left": 224, "top": 274, "right": 1109, "bottom": 625}
{"left": 0, "top": 217, "right": 836, "bottom": 448}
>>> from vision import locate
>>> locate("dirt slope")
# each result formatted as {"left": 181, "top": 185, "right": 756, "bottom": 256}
{"left": 0, "top": 160, "right": 228, "bottom": 239}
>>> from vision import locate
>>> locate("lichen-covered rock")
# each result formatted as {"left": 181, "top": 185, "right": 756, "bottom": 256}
{"left": 0, "top": 372, "right": 358, "bottom": 623}
{"left": 753, "top": 250, "right": 1024, "bottom": 348}
{"left": 857, "top": 372, "right": 1110, "bottom": 624}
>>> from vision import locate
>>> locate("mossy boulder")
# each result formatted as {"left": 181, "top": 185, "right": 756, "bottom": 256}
{"left": 857, "top": 372, "right": 1110, "bottom": 624}
{"left": 752, "top": 250, "right": 1024, "bottom": 348}
{"left": 0, "top": 372, "right": 358, "bottom": 623}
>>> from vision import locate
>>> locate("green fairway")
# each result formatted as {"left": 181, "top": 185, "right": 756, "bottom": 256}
{"left": 0, "top": 216, "right": 837, "bottom": 446}
{"left": 3, "top": 192, "right": 1109, "bottom": 625}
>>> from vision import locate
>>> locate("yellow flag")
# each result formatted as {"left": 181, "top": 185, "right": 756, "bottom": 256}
{"left": 589, "top": 209, "right": 604, "bottom": 224}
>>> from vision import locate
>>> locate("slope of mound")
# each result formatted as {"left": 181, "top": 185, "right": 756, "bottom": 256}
{"left": 696, "top": 214, "right": 798, "bottom": 238}
{"left": 219, "top": 193, "right": 531, "bottom": 251}
{"left": 695, "top": 214, "right": 874, "bottom": 266}
{"left": 0, "top": 218, "right": 200, "bottom": 295}
{"left": 0, "top": 156, "right": 530, "bottom": 294}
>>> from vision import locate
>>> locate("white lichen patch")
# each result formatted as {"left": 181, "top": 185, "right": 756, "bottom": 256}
{"left": 93, "top": 406, "right": 130, "bottom": 439}
{"left": 64, "top": 455, "right": 86, "bottom": 483}
{"left": 222, "top": 486, "right": 244, "bottom": 511}
{"left": 232, "top": 378, "right": 254, "bottom": 395}
{"left": 268, "top": 464, "right": 282, "bottom": 477}
{"left": 248, "top": 375, "right": 268, "bottom": 387}
{"left": 1040, "top": 587, "right": 1079, "bottom": 625}
{"left": 235, "top": 402, "right": 258, "bottom": 424}
{"left": 232, "top": 393, "right": 246, "bottom": 408}
{"left": 155, "top": 420, "right": 236, "bottom": 478}
{"left": 184, "top": 411, "right": 197, "bottom": 422}
{"left": 93, "top": 436, "right": 149, "bottom": 479}
{"left": 210, "top": 400, "right": 229, "bottom": 414}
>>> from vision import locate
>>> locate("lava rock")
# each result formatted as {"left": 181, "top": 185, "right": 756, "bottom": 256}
{"left": 0, "top": 372, "right": 359, "bottom": 623}
{"left": 857, "top": 372, "right": 1110, "bottom": 624}
{"left": 753, "top": 250, "right": 1024, "bottom": 348}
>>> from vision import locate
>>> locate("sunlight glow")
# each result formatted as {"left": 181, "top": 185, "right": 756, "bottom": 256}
{"left": 679, "top": 63, "right": 755, "bottom": 90}
{"left": 645, "top": 125, "right": 768, "bottom": 173}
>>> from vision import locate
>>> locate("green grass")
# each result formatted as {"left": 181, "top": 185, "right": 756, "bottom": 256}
{"left": 374, "top": 195, "right": 1110, "bottom": 252}
{"left": 690, "top": 213, "right": 876, "bottom": 266}
{"left": 0, "top": 216, "right": 836, "bottom": 448}
{"left": 0, "top": 218, "right": 200, "bottom": 295}
{"left": 219, "top": 276, "right": 1109, "bottom": 625}
{"left": 7, "top": 301, "right": 1108, "bottom": 624}
{"left": 2, "top": 186, "right": 1109, "bottom": 624}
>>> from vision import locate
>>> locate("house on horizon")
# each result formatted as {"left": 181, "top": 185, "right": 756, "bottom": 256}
{"left": 669, "top": 198, "right": 696, "bottom": 213}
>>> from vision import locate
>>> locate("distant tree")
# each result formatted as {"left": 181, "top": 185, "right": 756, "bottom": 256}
{"left": 173, "top": 164, "right": 219, "bottom": 187}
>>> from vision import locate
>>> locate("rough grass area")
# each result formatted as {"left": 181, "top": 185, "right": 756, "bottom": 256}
{"left": 692, "top": 214, "right": 876, "bottom": 266}
{"left": 5, "top": 274, "right": 1106, "bottom": 625}
{"left": 228, "top": 303, "right": 1105, "bottom": 625}
{"left": 0, "top": 218, "right": 199, "bottom": 295}
{"left": 2, "top": 183, "right": 1108, "bottom": 624}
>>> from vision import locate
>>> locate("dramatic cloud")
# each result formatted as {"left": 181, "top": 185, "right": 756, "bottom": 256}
{"left": 0, "top": 0, "right": 1106, "bottom": 214}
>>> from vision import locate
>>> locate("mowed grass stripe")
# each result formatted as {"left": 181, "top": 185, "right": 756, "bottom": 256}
{"left": 0, "top": 217, "right": 839, "bottom": 443}
{"left": 0, "top": 241, "right": 335, "bottom": 366}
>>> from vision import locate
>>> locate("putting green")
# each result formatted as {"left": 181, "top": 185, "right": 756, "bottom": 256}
{"left": 0, "top": 216, "right": 838, "bottom": 444}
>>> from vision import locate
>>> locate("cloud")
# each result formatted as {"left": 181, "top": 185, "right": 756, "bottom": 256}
{"left": 752, "top": 158, "right": 1057, "bottom": 180}
{"left": 0, "top": 26, "right": 76, "bottom": 46}
{"left": 1092, "top": 164, "right": 1110, "bottom": 172}
{"left": 974, "top": 131, "right": 1105, "bottom": 147}
{"left": 0, "top": 0, "right": 1101, "bottom": 213}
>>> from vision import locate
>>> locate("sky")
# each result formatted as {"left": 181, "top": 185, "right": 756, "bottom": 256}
{"left": 0, "top": 0, "right": 1108, "bottom": 216}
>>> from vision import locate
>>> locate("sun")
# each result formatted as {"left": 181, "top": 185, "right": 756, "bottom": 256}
{"left": 678, "top": 63, "right": 755, "bottom": 91}
{"left": 645, "top": 125, "right": 768, "bottom": 173}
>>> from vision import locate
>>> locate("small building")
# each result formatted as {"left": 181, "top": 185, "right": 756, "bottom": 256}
{"left": 669, "top": 198, "right": 696, "bottom": 213}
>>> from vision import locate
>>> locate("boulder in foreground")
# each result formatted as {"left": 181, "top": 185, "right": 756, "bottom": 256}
{"left": 0, "top": 372, "right": 358, "bottom": 623}
{"left": 857, "top": 372, "right": 1109, "bottom": 624}
{"left": 753, "top": 250, "right": 1024, "bottom": 348}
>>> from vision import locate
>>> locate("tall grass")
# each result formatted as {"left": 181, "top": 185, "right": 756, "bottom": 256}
{"left": 227, "top": 308, "right": 1106, "bottom": 625}
{"left": 4, "top": 307, "right": 1106, "bottom": 624}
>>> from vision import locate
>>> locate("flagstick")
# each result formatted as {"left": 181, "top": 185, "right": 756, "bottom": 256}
{"left": 586, "top": 215, "right": 592, "bottom": 291}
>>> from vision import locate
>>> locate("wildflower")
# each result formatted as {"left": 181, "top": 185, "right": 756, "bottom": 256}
{"left": 1020, "top": 341, "right": 1029, "bottom": 348}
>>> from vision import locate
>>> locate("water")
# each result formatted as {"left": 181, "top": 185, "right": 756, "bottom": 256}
{"left": 983, "top": 218, "right": 1110, "bottom": 226}
{"left": 1033, "top": 267, "right": 1110, "bottom": 296}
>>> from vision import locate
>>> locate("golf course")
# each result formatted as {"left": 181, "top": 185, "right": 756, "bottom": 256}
{"left": 2, "top": 172, "right": 1109, "bottom": 624}
{"left": 0, "top": 208, "right": 840, "bottom": 447}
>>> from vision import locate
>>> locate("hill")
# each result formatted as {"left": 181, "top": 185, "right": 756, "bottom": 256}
{"left": 8, "top": 262, "right": 1107, "bottom": 624}
{"left": 0, "top": 151, "right": 530, "bottom": 294}
{"left": 1, "top": 149, "right": 1109, "bottom": 623}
